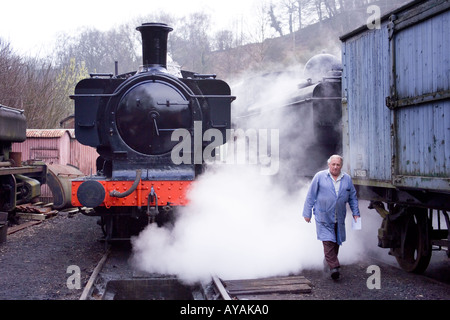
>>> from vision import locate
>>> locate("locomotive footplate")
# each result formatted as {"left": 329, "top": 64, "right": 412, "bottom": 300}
{"left": 72, "top": 179, "right": 193, "bottom": 208}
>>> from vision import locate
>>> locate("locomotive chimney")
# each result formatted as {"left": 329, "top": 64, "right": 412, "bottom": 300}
{"left": 136, "top": 22, "right": 173, "bottom": 71}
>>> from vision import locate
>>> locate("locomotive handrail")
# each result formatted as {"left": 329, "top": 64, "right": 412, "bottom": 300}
{"left": 288, "top": 96, "right": 342, "bottom": 103}
{"left": 71, "top": 93, "right": 236, "bottom": 101}
{"left": 190, "top": 94, "right": 236, "bottom": 101}
{"left": 70, "top": 93, "right": 117, "bottom": 99}
{"left": 237, "top": 96, "right": 341, "bottom": 118}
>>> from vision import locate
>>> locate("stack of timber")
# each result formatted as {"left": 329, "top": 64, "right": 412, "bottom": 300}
{"left": 7, "top": 202, "right": 59, "bottom": 235}
{"left": 15, "top": 202, "right": 58, "bottom": 221}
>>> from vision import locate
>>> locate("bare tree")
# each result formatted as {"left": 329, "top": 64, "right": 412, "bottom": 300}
{"left": 52, "top": 57, "right": 89, "bottom": 123}
{"left": 295, "top": 0, "right": 319, "bottom": 29}
{"left": 54, "top": 25, "right": 140, "bottom": 75}
{"left": 213, "top": 30, "right": 234, "bottom": 51}
{"left": 169, "top": 12, "right": 212, "bottom": 73}
{"left": 323, "top": 0, "right": 339, "bottom": 17}
{"left": 268, "top": 3, "right": 284, "bottom": 36}
{"left": 281, "top": 0, "right": 298, "bottom": 34}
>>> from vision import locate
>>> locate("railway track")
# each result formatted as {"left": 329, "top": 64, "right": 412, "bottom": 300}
{"left": 80, "top": 243, "right": 314, "bottom": 300}
{"left": 81, "top": 244, "right": 450, "bottom": 301}
{"left": 2, "top": 209, "right": 447, "bottom": 301}
{"left": 79, "top": 244, "right": 204, "bottom": 300}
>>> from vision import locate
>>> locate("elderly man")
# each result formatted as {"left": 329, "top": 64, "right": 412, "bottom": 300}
{"left": 302, "top": 155, "right": 360, "bottom": 280}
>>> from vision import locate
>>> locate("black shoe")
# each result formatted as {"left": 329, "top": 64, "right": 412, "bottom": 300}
{"left": 330, "top": 267, "right": 340, "bottom": 280}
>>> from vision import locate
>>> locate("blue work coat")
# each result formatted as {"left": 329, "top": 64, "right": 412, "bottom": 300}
{"left": 302, "top": 169, "right": 360, "bottom": 245}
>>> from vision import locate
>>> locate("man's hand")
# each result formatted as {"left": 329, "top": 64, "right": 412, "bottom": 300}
{"left": 304, "top": 217, "right": 311, "bottom": 223}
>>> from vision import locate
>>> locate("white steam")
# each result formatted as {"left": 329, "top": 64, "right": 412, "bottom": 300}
{"left": 131, "top": 63, "right": 383, "bottom": 284}
{"left": 132, "top": 164, "right": 322, "bottom": 284}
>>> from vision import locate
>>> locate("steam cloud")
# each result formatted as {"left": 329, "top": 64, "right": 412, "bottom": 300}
{"left": 131, "top": 64, "right": 380, "bottom": 284}
{"left": 132, "top": 164, "right": 321, "bottom": 284}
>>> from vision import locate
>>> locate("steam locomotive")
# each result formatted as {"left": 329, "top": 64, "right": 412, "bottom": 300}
{"left": 233, "top": 52, "right": 343, "bottom": 186}
{"left": 0, "top": 105, "right": 46, "bottom": 242}
{"left": 71, "top": 23, "right": 234, "bottom": 240}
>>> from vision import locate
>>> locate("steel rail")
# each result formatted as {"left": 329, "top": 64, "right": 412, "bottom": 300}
{"left": 79, "top": 247, "right": 111, "bottom": 300}
{"left": 211, "top": 275, "right": 232, "bottom": 300}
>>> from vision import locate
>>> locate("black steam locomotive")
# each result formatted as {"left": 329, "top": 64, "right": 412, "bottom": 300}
{"left": 233, "top": 53, "right": 343, "bottom": 186}
{"left": 0, "top": 105, "right": 46, "bottom": 242}
{"left": 71, "top": 23, "right": 234, "bottom": 240}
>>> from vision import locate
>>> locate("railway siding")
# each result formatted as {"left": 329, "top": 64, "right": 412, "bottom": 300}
{"left": 0, "top": 212, "right": 448, "bottom": 300}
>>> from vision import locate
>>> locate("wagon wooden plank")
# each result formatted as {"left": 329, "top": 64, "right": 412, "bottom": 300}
{"left": 223, "top": 275, "right": 312, "bottom": 296}
{"left": 234, "top": 293, "right": 308, "bottom": 300}
{"left": 225, "top": 280, "right": 312, "bottom": 291}
{"left": 227, "top": 283, "right": 312, "bottom": 295}
{"left": 16, "top": 213, "right": 47, "bottom": 221}
{"left": 16, "top": 210, "right": 57, "bottom": 221}
{"left": 7, "top": 221, "right": 42, "bottom": 234}
{"left": 225, "top": 281, "right": 312, "bottom": 292}
{"left": 225, "top": 275, "right": 310, "bottom": 283}
{"left": 224, "top": 276, "right": 312, "bottom": 289}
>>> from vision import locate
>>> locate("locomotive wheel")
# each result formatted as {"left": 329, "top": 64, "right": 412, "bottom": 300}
{"left": 392, "top": 208, "right": 431, "bottom": 274}
{"left": 100, "top": 212, "right": 148, "bottom": 241}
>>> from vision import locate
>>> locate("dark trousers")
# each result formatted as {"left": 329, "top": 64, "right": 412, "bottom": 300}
{"left": 322, "top": 223, "right": 340, "bottom": 269}
{"left": 323, "top": 241, "right": 340, "bottom": 269}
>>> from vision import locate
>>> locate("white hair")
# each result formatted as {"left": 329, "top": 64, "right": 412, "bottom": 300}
{"left": 327, "top": 154, "right": 343, "bottom": 165}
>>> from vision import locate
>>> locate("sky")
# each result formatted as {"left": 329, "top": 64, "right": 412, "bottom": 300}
{"left": 1, "top": 0, "right": 259, "bottom": 57}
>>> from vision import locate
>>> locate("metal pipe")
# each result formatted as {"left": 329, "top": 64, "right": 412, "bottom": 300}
{"left": 109, "top": 170, "right": 142, "bottom": 198}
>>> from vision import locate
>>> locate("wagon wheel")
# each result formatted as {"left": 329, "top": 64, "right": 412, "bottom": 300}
{"left": 392, "top": 208, "right": 431, "bottom": 274}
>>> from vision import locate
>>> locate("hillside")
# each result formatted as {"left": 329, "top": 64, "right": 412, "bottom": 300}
{"left": 208, "top": 1, "right": 410, "bottom": 80}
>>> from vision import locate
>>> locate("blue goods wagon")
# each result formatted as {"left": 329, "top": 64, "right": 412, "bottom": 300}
{"left": 341, "top": 0, "right": 449, "bottom": 272}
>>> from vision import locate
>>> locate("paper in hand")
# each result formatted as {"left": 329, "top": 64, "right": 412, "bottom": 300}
{"left": 352, "top": 216, "right": 361, "bottom": 230}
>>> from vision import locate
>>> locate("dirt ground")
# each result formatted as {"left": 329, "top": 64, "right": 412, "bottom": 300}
{"left": 0, "top": 212, "right": 449, "bottom": 301}
{"left": 300, "top": 256, "right": 450, "bottom": 300}
{"left": 0, "top": 212, "right": 105, "bottom": 300}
